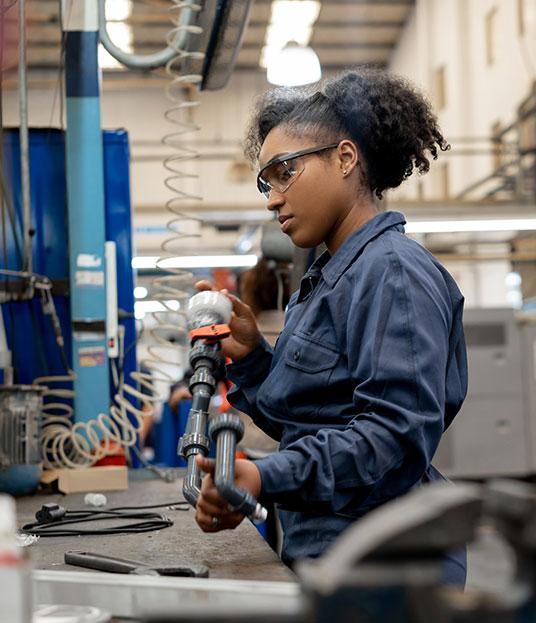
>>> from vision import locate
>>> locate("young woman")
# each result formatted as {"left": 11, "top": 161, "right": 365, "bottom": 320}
{"left": 194, "top": 68, "right": 468, "bottom": 586}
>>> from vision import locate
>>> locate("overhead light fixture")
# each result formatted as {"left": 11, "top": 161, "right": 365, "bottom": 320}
{"left": 133, "top": 286, "right": 148, "bottom": 299}
{"left": 98, "top": 0, "right": 133, "bottom": 69}
{"left": 267, "top": 41, "right": 321, "bottom": 86}
{"left": 261, "top": 0, "right": 321, "bottom": 85}
{"left": 132, "top": 255, "right": 259, "bottom": 270}
{"left": 405, "top": 218, "right": 536, "bottom": 234}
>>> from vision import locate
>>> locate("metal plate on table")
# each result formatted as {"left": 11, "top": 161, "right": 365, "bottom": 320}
{"left": 32, "top": 570, "right": 304, "bottom": 620}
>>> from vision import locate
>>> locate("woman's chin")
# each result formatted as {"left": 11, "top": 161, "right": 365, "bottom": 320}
{"left": 285, "top": 228, "right": 319, "bottom": 249}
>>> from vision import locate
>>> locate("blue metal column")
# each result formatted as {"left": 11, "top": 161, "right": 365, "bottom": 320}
{"left": 63, "top": 1, "right": 110, "bottom": 424}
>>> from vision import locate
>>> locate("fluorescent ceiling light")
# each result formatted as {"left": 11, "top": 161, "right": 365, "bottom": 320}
{"left": 132, "top": 255, "right": 259, "bottom": 269}
{"left": 267, "top": 42, "right": 321, "bottom": 86}
{"left": 261, "top": 0, "right": 321, "bottom": 69}
{"left": 406, "top": 218, "right": 536, "bottom": 234}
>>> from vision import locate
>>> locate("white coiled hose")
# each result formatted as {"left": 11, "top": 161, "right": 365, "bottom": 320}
{"left": 35, "top": 0, "right": 206, "bottom": 470}
{"left": 144, "top": 0, "right": 206, "bottom": 385}
{"left": 36, "top": 330, "right": 159, "bottom": 470}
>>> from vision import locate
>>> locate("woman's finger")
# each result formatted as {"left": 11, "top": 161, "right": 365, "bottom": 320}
{"left": 195, "top": 507, "right": 221, "bottom": 532}
{"left": 197, "top": 494, "right": 226, "bottom": 517}
{"left": 195, "top": 280, "right": 214, "bottom": 292}
{"left": 195, "top": 506, "right": 244, "bottom": 533}
{"left": 225, "top": 292, "right": 254, "bottom": 319}
{"left": 196, "top": 455, "right": 216, "bottom": 476}
{"left": 200, "top": 484, "right": 229, "bottom": 509}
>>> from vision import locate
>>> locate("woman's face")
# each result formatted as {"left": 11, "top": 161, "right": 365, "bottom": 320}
{"left": 258, "top": 126, "right": 354, "bottom": 251}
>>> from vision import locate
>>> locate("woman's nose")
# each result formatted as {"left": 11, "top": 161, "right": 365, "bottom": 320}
{"left": 266, "top": 190, "right": 285, "bottom": 212}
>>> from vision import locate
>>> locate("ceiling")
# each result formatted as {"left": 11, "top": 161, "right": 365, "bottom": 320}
{"left": 4, "top": 0, "right": 532, "bottom": 260}
{"left": 2, "top": 0, "right": 415, "bottom": 73}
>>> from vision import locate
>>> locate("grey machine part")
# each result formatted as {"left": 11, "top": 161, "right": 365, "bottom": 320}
{"left": 434, "top": 308, "right": 536, "bottom": 478}
{"left": 261, "top": 220, "right": 295, "bottom": 264}
{"left": 0, "top": 384, "right": 44, "bottom": 469}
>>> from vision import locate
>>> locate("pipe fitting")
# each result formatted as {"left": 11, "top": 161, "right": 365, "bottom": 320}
{"left": 209, "top": 413, "right": 267, "bottom": 524}
{"left": 208, "top": 412, "right": 244, "bottom": 442}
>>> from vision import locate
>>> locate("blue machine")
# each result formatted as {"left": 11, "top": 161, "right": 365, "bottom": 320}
{"left": 1, "top": 127, "right": 137, "bottom": 422}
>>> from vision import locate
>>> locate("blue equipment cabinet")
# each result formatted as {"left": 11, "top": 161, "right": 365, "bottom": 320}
{"left": 1, "top": 128, "right": 137, "bottom": 438}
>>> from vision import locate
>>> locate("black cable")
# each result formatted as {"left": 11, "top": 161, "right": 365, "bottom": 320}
{"left": 107, "top": 501, "right": 189, "bottom": 511}
{"left": 28, "top": 299, "right": 50, "bottom": 375}
{"left": 116, "top": 320, "right": 145, "bottom": 382}
{"left": 7, "top": 302, "right": 15, "bottom": 382}
{"left": 20, "top": 500, "right": 190, "bottom": 537}
{"left": 20, "top": 521, "right": 172, "bottom": 538}
{"left": 129, "top": 444, "right": 178, "bottom": 483}
{"left": 57, "top": 339, "right": 71, "bottom": 374}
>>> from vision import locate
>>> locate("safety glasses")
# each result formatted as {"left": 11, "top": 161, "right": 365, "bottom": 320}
{"left": 256, "top": 143, "right": 339, "bottom": 199}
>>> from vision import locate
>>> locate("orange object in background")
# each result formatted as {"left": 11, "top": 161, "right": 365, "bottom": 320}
{"left": 94, "top": 442, "right": 127, "bottom": 467}
{"left": 212, "top": 268, "right": 237, "bottom": 293}
{"left": 218, "top": 378, "right": 233, "bottom": 413}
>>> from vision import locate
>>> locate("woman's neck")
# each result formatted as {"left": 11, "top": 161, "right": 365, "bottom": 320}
{"left": 325, "top": 198, "right": 379, "bottom": 255}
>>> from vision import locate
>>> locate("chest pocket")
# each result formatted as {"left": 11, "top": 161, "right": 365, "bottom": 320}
{"left": 258, "top": 333, "right": 340, "bottom": 422}
{"left": 285, "top": 334, "right": 339, "bottom": 372}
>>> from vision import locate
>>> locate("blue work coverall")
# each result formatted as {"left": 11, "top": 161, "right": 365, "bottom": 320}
{"left": 227, "top": 211, "right": 468, "bottom": 585}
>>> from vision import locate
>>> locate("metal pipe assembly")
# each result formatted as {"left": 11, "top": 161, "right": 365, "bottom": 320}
{"left": 179, "top": 339, "right": 223, "bottom": 506}
{"left": 209, "top": 413, "right": 267, "bottom": 523}
{"left": 98, "top": 0, "right": 200, "bottom": 70}
{"left": 179, "top": 291, "right": 267, "bottom": 523}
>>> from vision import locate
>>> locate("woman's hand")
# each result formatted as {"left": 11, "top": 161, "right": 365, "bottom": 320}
{"left": 195, "top": 281, "right": 262, "bottom": 361}
{"left": 194, "top": 455, "right": 262, "bottom": 533}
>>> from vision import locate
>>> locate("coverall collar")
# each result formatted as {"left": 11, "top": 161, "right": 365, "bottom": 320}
{"left": 315, "top": 210, "right": 407, "bottom": 289}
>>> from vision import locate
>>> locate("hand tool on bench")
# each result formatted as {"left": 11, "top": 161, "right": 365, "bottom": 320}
{"left": 65, "top": 550, "right": 209, "bottom": 578}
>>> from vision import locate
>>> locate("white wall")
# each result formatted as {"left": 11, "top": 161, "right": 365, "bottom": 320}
{"left": 389, "top": 0, "right": 536, "bottom": 201}
{"left": 388, "top": 0, "right": 536, "bottom": 309}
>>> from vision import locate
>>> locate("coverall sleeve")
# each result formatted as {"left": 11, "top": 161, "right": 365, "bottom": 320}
{"left": 254, "top": 247, "right": 453, "bottom": 513}
{"left": 226, "top": 337, "right": 282, "bottom": 441}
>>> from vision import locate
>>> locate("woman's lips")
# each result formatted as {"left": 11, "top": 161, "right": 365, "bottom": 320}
{"left": 279, "top": 215, "right": 294, "bottom": 233}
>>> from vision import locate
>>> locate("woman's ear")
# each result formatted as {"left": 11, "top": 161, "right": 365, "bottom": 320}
{"left": 337, "top": 140, "right": 359, "bottom": 177}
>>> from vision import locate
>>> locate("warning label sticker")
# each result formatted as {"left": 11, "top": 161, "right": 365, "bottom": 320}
{"left": 78, "top": 346, "right": 106, "bottom": 367}
{"left": 75, "top": 270, "right": 104, "bottom": 287}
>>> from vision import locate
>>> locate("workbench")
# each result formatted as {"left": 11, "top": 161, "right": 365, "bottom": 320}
{"left": 16, "top": 469, "right": 294, "bottom": 583}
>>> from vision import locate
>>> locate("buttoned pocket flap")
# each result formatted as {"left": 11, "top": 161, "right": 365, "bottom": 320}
{"left": 285, "top": 335, "right": 339, "bottom": 373}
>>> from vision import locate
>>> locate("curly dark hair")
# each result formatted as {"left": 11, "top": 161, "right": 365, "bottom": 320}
{"left": 244, "top": 68, "right": 450, "bottom": 199}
